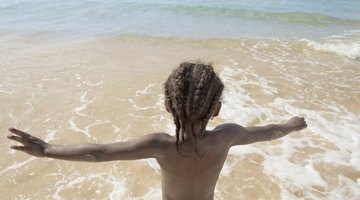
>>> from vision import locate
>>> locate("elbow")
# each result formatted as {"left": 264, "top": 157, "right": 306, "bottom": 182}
{"left": 267, "top": 128, "right": 287, "bottom": 141}
{"left": 83, "top": 153, "right": 102, "bottom": 162}
{"left": 83, "top": 145, "right": 105, "bottom": 162}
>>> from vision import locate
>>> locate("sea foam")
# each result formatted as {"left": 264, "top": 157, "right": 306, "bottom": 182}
{"left": 218, "top": 61, "right": 360, "bottom": 199}
{"left": 304, "top": 30, "right": 360, "bottom": 60}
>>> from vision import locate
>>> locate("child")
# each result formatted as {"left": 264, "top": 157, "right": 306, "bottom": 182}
{"left": 7, "top": 62, "right": 307, "bottom": 200}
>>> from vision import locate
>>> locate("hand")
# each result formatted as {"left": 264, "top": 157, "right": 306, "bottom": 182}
{"left": 7, "top": 128, "right": 48, "bottom": 157}
{"left": 286, "top": 117, "right": 307, "bottom": 131}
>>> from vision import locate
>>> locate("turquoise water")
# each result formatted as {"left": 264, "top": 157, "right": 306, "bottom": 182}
{"left": 1, "top": 0, "right": 360, "bottom": 39}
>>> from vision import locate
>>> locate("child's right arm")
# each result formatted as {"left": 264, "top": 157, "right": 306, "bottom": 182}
{"left": 217, "top": 116, "right": 307, "bottom": 146}
{"left": 7, "top": 128, "right": 169, "bottom": 162}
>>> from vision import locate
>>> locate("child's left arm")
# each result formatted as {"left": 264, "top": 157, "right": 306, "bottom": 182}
{"left": 7, "top": 128, "right": 169, "bottom": 162}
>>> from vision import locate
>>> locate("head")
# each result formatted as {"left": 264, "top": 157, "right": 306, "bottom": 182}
{"left": 164, "top": 61, "right": 224, "bottom": 154}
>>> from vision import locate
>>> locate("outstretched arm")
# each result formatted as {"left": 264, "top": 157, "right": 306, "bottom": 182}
{"left": 7, "top": 128, "right": 169, "bottom": 162}
{"left": 218, "top": 117, "right": 307, "bottom": 146}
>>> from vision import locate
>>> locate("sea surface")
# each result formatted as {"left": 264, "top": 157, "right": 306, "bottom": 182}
{"left": 0, "top": 0, "right": 359, "bottom": 199}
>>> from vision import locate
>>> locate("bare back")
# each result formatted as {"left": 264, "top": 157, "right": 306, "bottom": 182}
{"left": 156, "top": 128, "right": 231, "bottom": 200}
{"left": 152, "top": 117, "right": 307, "bottom": 200}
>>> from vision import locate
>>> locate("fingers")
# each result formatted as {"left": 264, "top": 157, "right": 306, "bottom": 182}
{"left": 8, "top": 128, "right": 30, "bottom": 138}
{"left": 288, "top": 117, "right": 307, "bottom": 131}
{"left": 301, "top": 117, "right": 307, "bottom": 127}
{"left": 11, "top": 145, "right": 30, "bottom": 152}
{"left": 7, "top": 135, "right": 27, "bottom": 145}
{"left": 301, "top": 119, "right": 307, "bottom": 130}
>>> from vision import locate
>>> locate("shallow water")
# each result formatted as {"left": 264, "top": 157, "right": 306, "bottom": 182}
{"left": 1, "top": 0, "right": 360, "bottom": 39}
{"left": 1, "top": 0, "right": 360, "bottom": 199}
{"left": 1, "top": 34, "right": 359, "bottom": 199}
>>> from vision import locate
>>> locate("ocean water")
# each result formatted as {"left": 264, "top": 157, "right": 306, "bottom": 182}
{"left": 1, "top": 0, "right": 359, "bottom": 200}
{"left": 1, "top": 0, "right": 360, "bottom": 39}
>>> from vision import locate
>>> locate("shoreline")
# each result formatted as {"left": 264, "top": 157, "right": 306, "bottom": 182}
{"left": 1, "top": 29, "right": 359, "bottom": 200}
{"left": 2, "top": 31, "right": 359, "bottom": 61}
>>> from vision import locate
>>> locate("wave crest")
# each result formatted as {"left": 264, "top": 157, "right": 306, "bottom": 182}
{"left": 304, "top": 30, "right": 360, "bottom": 60}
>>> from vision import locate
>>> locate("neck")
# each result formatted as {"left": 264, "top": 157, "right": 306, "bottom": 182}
{"left": 181, "top": 122, "right": 206, "bottom": 142}
{"left": 177, "top": 122, "right": 209, "bottom": 157}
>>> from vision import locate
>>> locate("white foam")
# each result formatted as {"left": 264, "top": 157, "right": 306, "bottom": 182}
{"left": 45, "top": 129, "right": 57, "bottom": 141}
{"left": 67, "top": 176, "right": 87, "bottom": 187}
{"left": 218, "top": 62, "right": 360, "bottom": 199}
{"left": 220, "top": 66, "right": 279, "bottom": 125}
{"left": 0, "top": 85, "right": 15, "bottom": 95}
{"left": 264, "top": 158, "right": 327, "bottom": 187}
{"left": 0, "top": 157, "right": 36, "bottom": 175}
{"left": 330, "top": 175, "right": 360, "bottom": 200}
{"left": 83, "top": 80, "right": 104, "bottom": 87}
{"left": 74, "top": 73, "right": 81, "bottom": 80}
{"left": 75, "top": 90, "right": 95, "bottom": 117}
{"left": 68, "top": 117, "right": 110, "bottom": 140}
{"left": 117, "top": 96, "right": 161, "bottom": 112}
{"left": 306, "top": 40, "right": 360, "bottom": 60}
{"left": 219, "top": 163, "right": 232, "bottom": 176}
{"left": 50, "top": 170, "right": 128, "bottom": 200}
{"left": 112, "top": 124, "right": 131, "bottom": 141}
{"left": 135, "top": 83, "right": 156, "bottom": 96}
{"left": 145, "top": 159, "right": 161, "bottom": 174}
{"left": 108, "top": 177, "right": 128, "bottom": 200}
{"left": 68, "top": 117, "right": 92, "bottom": 138}
{"left": 270, "top": 97, "right": 360, "bottom": 174}
{"left": 303, "top": 30, "right": 360, "bottom": 60}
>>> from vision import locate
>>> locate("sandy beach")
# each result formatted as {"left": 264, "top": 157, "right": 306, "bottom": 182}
{"left": 1, "top": 34, "right": 359, "bottom": 199}
{"left": 1, "top": 0, "right": 360, "bottom": 199}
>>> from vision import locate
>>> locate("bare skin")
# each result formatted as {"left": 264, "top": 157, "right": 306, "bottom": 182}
{"left": 7, "top": 102, "right": 307, "bottom": 200}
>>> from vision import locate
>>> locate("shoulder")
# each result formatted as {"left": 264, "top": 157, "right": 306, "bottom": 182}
{"left": 137, "top": 133, "right": 173, "bottom": 150}
{"left": 120, "top": 133, "right": 173, "bottom": 159}
{"left": 139, "top": 132, "right": 172, "bottom": 144}
{"left": 213, "top": 123, "right": 246, "bottom": 134}
{"left": 210, "top": 123, "right": 248, "bottom": 146}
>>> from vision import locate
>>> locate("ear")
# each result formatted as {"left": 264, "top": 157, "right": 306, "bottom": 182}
{"left": 212, "top": 101, "right": 222, "bottom": 117}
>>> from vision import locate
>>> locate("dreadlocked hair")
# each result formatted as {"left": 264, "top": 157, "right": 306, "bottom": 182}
{"left": 164, "top": 61, "right": 224, "bottom": 156}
